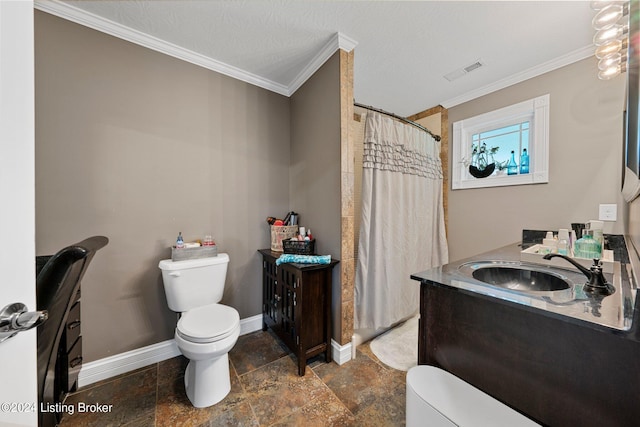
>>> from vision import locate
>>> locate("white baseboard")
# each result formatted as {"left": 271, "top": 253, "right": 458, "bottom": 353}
{"left": 331, "top": 339, "right": 353, "bottom": 365}
{"left": 77, "top": 315, "right": 357, "bottom": 388}
{"left": 239, "top": 313, "right": 263, "bottom": 336}
{"left": 78, "top": 314, "right": 264, "bottom": 388}
{"left": 77, "top": 339, "right": 181, "bottom": 388}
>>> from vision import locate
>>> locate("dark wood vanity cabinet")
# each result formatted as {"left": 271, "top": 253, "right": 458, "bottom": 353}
{"left": 259, "top": 249, "right": 339, "bottom": 376}
{"left": 417, "top": 281, "right": 640, "bottom": 427}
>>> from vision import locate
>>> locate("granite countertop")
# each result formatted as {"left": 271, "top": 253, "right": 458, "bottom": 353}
{"left": 411, "top": 242, "right": 638, "bottom": 333}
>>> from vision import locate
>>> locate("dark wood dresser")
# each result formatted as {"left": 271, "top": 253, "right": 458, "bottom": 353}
{"left": 258, "top": 249, "right": 339, "bottom": 375}
{"left": 36, "top": 255, "right": 83, "bottom": 400}
{"left": 57, "top": 287, "right": 82, "bottom": 398}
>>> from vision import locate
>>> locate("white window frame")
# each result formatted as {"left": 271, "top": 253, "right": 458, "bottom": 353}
{"left": 452, "top": 94, "right": 550, "bottom": 190}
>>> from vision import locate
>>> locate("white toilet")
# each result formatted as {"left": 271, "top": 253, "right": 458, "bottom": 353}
{"left": 159, "top": 253, "right": 240, "bottom": 408}
{"left": 406, "top": 366, "right": 540, "bottom": 426}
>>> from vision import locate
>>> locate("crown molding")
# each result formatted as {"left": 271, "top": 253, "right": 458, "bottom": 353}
{"left": 34, "top": 0, "right": 291, "bottom": 96}
{"left": 35, "top": 0, "right": 584, "bottom": 106}
{"left": 441, "top": 45, "right": 594, "bottom": 108}
{"left": 287, "top": 32, "right": 358, "bottom": 96}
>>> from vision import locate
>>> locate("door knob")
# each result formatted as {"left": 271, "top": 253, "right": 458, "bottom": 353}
{"left": 0, "top": 302, "right": 48, "bottom": 343}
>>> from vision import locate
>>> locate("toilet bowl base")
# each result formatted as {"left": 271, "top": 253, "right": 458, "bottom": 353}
{"left": 184, "top": 353, "right": 231, "bottom": 408}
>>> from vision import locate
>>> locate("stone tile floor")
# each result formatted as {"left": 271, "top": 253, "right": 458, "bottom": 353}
{"left": 59, "top": 329, "right": 406, "bottom": 426}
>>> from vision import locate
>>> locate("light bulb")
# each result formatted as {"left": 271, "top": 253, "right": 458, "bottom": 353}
{"left": 595, "top": 39, "right": 626, "bottom": 58}
{"left": 592, "top": 4, "right": 628, "bottom": 30}
{"left": 598, "top": 62, "right": 627, "bottom": 79}
{"left": 598, "top": 65, "right": 621, "bottom": 79}
{"left": 593, "top": 24, "right": 628, "bottom": 46}
{"left": 598, "top": 52, "right": 623, "bottom": 70}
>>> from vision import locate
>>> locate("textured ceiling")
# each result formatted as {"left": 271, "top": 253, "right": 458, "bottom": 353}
{"left": 47, "top": 0, "right": 596, "bottom": 116}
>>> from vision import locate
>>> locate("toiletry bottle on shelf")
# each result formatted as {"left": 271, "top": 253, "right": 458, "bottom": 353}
{"left": 542, "top": 231, "right": 558, "bottom": 254}
{"left": 176, "top": 232, "right": 184, "bottom": 249}
{"left": 520, "top": 148, "right": 529, "bottom": 174}
{"left": 558, "top": 239, "right": 569, "bottom": 255}
{"left": 507, "top": 151, "right": 518, "bottom": 175}
{"left": 557, "top": 229, "right": 570, "bottom": 256}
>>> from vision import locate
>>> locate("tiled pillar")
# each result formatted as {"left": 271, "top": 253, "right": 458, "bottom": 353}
{"left": 339, "top": 49, "right": 355, "bottom": 346}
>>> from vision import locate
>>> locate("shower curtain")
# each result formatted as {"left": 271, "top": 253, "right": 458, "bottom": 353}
{"left": 355, "top": 112, "right": 448, "bottom": 330}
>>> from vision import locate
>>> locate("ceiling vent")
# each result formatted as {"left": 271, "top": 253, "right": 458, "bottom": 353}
{"left": 444, "top": 59, "right": 485, "bottom": 82}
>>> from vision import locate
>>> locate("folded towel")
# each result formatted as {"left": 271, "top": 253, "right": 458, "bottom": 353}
{"left": 275, "top": 254, "right": 332, "bottom": 265}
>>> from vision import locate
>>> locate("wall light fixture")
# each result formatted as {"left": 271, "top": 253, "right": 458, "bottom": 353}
{"left": 592, "top": 1, "right": 630, "bottom": 79}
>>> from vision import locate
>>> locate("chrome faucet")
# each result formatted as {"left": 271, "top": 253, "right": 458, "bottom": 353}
{"left": 542, "top": 254, "right": 615, "bottom": 295}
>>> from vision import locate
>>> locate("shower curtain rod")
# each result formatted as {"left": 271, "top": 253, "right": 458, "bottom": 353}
{"left": 354, "top": 102, "right": 441, "bottom": 142}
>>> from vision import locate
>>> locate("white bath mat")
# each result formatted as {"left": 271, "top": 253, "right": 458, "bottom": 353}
{"left": 370, "top": 315, "right": 418, "bottom": 371}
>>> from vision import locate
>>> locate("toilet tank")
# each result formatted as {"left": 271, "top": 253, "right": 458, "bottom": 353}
{"left": 158, "top": 253, "right": 229, "bottom": 312}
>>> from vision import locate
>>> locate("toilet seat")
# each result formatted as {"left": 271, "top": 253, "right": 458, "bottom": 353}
{"left": 177, "top": 304, "right": 240, "bottom": 343}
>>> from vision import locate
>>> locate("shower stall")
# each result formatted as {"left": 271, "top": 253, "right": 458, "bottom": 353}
{"left": 351, "top": 104, "right": 449, "bottom": 348}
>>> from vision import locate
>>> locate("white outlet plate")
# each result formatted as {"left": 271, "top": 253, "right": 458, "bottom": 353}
{"left": 599, "top": 204, "right": 617, "bottom": 221}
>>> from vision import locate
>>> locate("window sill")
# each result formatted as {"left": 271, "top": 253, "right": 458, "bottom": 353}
{"left": 452, "top": 170, "right": 548, "bottom": 190}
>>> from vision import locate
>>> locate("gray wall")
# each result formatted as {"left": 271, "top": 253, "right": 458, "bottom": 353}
{"left": 290, "top": 52, "right": 343, "bottom": 338}
{"left": 35, "top": 12, "right": 291, "bottom": 361}
{"left": 447, "top": 57, "right": 627, "bottom": 262}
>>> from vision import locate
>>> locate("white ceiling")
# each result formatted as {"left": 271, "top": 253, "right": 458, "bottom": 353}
{"left": 38, "top": 0, "right": 596, "bottom": 117}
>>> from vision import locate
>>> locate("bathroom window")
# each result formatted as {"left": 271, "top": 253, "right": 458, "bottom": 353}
{"left": 452, "top": 94, "right": 550, "bottom": 189}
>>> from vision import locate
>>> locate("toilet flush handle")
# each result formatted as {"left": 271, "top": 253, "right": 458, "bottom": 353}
{"left": 169, "top": 272, "right": 181, "bottom": 277}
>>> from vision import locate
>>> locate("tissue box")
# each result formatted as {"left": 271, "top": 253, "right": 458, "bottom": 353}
{"left": 520, "top": 244, "right": 614, "bottom": 274}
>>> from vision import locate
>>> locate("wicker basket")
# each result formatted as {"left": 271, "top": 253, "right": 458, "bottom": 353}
{"left": 282, "top": 239, "right": 316, "bottom": 255}
{"left": 270, "top": 225, "right": 299, "bottom": 252}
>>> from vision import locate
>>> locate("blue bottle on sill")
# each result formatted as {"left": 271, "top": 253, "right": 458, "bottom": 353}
{"left": 520, "top": 148, "right": 529, "bottom": 174}
{"left": 507, "top": 150, "right": 518, "bottom": 175}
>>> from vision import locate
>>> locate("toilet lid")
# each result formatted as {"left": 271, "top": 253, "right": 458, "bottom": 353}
{"left": 177, "top": 304, "right": 240, "bottom": 343}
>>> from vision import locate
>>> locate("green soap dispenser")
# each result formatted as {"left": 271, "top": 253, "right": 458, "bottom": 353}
{"left": 573, "top": 230, "right": 601, "bottom": 259}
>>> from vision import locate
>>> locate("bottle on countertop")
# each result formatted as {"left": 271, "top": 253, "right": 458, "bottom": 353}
{"left": 569, "top": 230, "right": 577, "bottom": 256}
{"left": 557, "top": 229, "right": 570, "bottom": 256}
{"left": 558, "top": 239, "right": 569, "bottom": 256}
{"left": 176, "top": 232, "right": 184, "bottom": 249}
{"left": 540, "top": 231, "right": 558, "bottom": 254}
{"left": 574, "top": 229, "right": 602, "bottom": 259}
{"left": 589, "top": 220, "right": 605, "bottom": 252}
